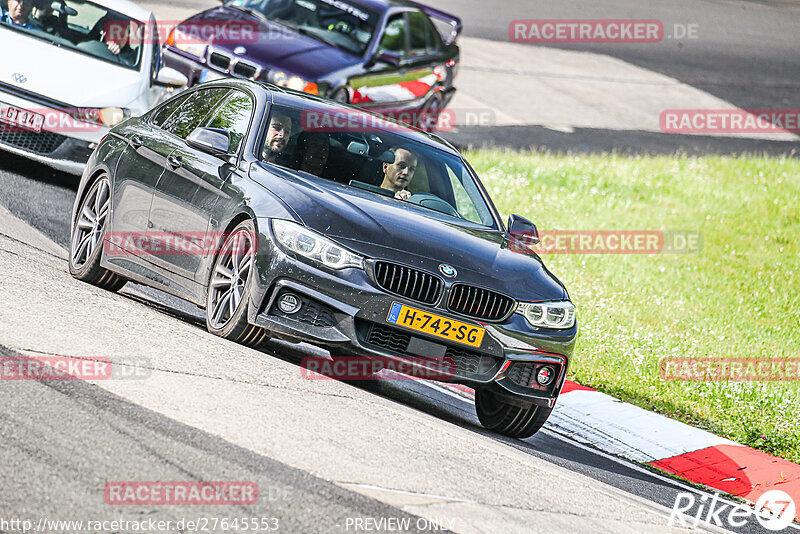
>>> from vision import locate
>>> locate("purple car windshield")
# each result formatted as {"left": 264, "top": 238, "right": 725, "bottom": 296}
{"left": 229, "top": 0, "right": 378, "bottom": 55}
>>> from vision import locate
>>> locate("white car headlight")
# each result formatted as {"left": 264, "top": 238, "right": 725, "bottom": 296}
{"left": 516, "top": 301, "right": 575, "bottom": 329}
{"left": 173, "top": 40, "right": 207, "bottom": 58}
{"left": 271, "top": 219, "right": 364, "bottom": 270}
{"left": 68, "top": 107, "right": 130, "bottom": 127}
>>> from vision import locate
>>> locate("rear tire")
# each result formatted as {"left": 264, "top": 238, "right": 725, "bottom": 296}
{"left": 475, "top": 389, "right": 552, "bottom": 438}
{"left": 68, "top": 174, "right": 126, "bottom": 291}
{"left": 205, "top": 219, "right": 270, "bottom": 349}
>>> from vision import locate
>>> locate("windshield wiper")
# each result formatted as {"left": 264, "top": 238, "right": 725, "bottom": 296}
{"left": 229, "top": 5, "right": 270, "bottom": 24}
{"left": 294, "top": 26, "right": 355, "bottom": 53}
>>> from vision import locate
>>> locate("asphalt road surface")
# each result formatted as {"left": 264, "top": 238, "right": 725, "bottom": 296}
{"left": 2, "top": 0, "right": 800, "bottom": 532}
{"left": 432, "top": 0, "right": 800, "bottom": 112}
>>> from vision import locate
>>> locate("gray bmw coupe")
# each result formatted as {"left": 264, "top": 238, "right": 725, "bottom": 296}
{"left": 69, "top": 79, "right": 577, "bottom": 438}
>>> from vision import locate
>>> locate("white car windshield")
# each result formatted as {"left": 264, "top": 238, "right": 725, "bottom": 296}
{"left": 1, "top": 0, "right": 144, "bottom": 70}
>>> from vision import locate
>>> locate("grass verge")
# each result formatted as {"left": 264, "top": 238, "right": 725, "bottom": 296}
{"left": 466, "top": 148, "right": 800, "bottom": 462}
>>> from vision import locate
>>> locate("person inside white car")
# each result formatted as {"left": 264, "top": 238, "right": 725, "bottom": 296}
{"left": 1, "top": 0, "right": 42, "bottom": 29}
{"left": 102, "top": 19, "right": 139, "bottom": 66}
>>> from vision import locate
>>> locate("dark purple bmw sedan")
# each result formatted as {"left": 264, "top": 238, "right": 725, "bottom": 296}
{"left": 163, "top": 0, "right": 461, "bottom": 130}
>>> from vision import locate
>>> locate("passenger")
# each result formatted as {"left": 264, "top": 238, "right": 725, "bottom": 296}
{"left": 262, "top": 113, "right": 292, "bottom": 163}
{"left": 295, "top": 132, "right": 329, "bottom": 176}
{"left": 380, "top": 147, "right": 417, "bottom": 201}
{"left": 2, "top": 0, "right": 41, "bottom": 29}
{"left": 103, "top": 20, "right": 138, "bottom": 66}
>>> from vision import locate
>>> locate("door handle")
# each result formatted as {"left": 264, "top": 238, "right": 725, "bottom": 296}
{"left": 130, "top": 134, "right": 143, "bottom": 148}
{"left": 167, "top": 155, "right": 183, "bottom": 169}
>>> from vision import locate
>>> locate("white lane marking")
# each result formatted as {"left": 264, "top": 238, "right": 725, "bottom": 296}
{"left": 421, "top": 381, "right": 800, "bottom": 532}
{"left": 428, "top": 382, "right": 735, "bottom": 463}
{"left": 450, "top": 36, "right": 798, "bottom": 141}
{"left": 550, "top": 390, "right": 738, "bottom": 463}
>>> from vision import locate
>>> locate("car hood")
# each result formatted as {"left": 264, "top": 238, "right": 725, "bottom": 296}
{"left": 0, "top": 28, "right": 144, "bottom": 107}
{"left": 187, "top": 6, "right": 362, "bottom": 79}
{"left": 252, "top": 165, "right": 567, "bottom": 302}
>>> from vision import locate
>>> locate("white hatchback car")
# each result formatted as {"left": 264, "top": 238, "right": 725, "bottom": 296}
{"left": 0, "top": 0, "right": 186, "bottom": 174}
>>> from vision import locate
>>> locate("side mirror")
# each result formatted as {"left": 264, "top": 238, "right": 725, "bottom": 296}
{"left": 374, "top": 50, "right": 401, "bottom": 67}
{"left": 507, "top": 214, "right": 539, "bottom": 245}
{"left": 154, "top": 67, "right": 188, "bottom": 88}
{"left": 186, "top": 127, "right": 231, "bottom": 158}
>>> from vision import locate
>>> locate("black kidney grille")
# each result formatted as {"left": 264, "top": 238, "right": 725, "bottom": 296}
{"left": 373, "top": 261, "right": 442, "bottom": 305}
{"left": 233, "top": 61, "right": 258, "bottom": 79}
{"left": 447, "top": 284, "right": 515, "bottom": 321}
{"left": 208, "top": 52, "right": 231, "bottom": 71}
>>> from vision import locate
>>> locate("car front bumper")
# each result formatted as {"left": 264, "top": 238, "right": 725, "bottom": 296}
{"left": 246, "top": 223, "right": 577, "bottom": 408}
{"left": 0, "top": 89, "right": 106, "bottom": 175}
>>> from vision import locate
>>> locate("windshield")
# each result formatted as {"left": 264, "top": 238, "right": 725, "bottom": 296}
{"left": 259, "top": 103, "right": 498, "bottom": 228}
{"left": 0, "top": 0, "right": 144, "bottom": 70}
{"left": 229, "top": 0, "right": 378, "bottom": 55}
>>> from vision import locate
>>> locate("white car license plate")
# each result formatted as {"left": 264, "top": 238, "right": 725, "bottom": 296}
{"left": 0, "top": 102, "right": 44, "bottom": 133}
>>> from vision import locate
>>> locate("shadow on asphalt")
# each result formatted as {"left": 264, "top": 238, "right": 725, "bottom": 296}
{"left": 0, "top": 155, "right": 80, "bottom": 191}
{"left": 111, "top": 287, "right": 696, "bottom": 513}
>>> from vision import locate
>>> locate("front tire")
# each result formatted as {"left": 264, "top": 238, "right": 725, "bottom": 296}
{"left": 68, "top": 174, "right": 126, "bottom": 291}
{"left": 205, "top": 220, "right": 269, "bottom": 348}
{"left": 418, "top": 93, "right": 445, "bottom": 132}
{"left": 475, "top": 389, "right": 553, "bottom": 438}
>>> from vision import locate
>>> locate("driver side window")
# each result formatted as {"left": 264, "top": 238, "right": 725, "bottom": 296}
{"left": 378, "top": 14, "right": 407, "bottom": 56}
{"left": 161, "top": 87, "right": 230, "bottom": 139}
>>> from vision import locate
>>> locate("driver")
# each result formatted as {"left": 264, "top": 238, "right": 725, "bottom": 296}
{"left": 103, "top": 20, "right": 138, "bottom": 66}
{"left": 2, "top": 0, "right": 41, "bottom": 29}
{"left": 380, "top": 147, "right": 417, "bottom": 201}
{"left": 262, "top": 112, "right": 292, "bottom": 163}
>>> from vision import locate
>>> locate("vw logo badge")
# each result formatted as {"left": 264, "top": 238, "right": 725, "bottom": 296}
{"left": 439, "top": 264, "right": 457, "bottom": 277}
{"left": 12, "top": 72, "right": 27, "bottom": 84}
{"left": 233, "top": 46, "right": 247, "bottom": 55}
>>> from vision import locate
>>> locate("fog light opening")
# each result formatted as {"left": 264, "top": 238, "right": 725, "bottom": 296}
{"left": 536, "top": 366, "right": 555, "bottom": 386}
{"left": 278, "top": 292, "right": 302, "bottom": 314}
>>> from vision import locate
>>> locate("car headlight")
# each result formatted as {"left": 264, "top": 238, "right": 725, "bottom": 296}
{"left": 271, "top": 219, "right": 364, "bottom": 269}
{"left": 516, "top": 301, "right": 575, "bottom": 329}
{"left": 266, "top": 70, "right": 318, "bottom": 95}
{"left": 68, "top": 107, "right": 130, "bottom": 127}
{"left": 167, "top": 29, "right": 207, "bottom": 58}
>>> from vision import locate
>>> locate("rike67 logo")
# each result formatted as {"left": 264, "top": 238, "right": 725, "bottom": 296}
{"left": 669, "top": 490, "right": 796, "bottom": 531}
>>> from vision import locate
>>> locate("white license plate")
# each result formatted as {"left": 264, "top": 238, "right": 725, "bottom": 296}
{"left": 0, "top": 102, "right": 44, "bottom": 133}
